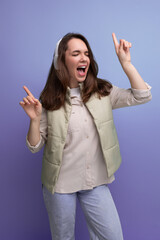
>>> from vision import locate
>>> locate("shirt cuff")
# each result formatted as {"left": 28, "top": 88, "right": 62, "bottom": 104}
{"left": 26, "top": 135, "right": 43, "bottom": 153}
{"left": 131, "top": 82, "right": 152, "bottom": 99}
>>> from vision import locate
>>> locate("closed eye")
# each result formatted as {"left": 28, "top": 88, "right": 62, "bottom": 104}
{"left": 72, "top": 50, "right": 89, "bottom": 57}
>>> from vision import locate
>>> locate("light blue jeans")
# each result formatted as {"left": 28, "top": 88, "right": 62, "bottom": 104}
{"left": 42, "top": 184, "right": 123, "bottom": 240}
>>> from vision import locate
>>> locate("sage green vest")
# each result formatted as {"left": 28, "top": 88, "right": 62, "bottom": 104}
{"left": 41, "top": 89, "right": 122, "bottom": 194}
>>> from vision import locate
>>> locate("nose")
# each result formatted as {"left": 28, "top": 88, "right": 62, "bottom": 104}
{"left": 80, "top": 53, "right": 88, "bottom": 62}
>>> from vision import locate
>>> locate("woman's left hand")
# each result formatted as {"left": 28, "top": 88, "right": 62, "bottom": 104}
{"left": 112, "top": 33, "right": 132, "bottom": 67}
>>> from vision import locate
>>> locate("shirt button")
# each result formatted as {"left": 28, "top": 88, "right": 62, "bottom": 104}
{"left": 84, "top": 119, "right": 87, "bottom": 122}
{"left": 86, "top": 136, "right": 89, "bottom": 139}
{"left": 87, "top": 165, "right": 90, "bottom": 169}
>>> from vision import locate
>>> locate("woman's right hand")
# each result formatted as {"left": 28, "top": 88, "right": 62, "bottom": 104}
{"left": 19, "top": 86, "right": 42, "bottom": 120}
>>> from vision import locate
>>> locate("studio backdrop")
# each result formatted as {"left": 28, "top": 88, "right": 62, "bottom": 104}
{"left": 0, "top": 0, "right": 159, "bottom": 239}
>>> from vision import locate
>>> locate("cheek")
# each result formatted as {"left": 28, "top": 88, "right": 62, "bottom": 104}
{"left": 68, "top": 61, "right": 77, "bottom": 73}
{"left": 65, "top": 61, "right": 72, "bottom": 73}
{"left": 66, "top": 63, "right": 76, "bottom": 77}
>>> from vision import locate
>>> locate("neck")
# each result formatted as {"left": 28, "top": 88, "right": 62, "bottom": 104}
{"left": 69, "top": 83, "right": 79, "bottom": 88}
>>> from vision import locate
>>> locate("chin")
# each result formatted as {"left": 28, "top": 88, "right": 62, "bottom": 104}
{"left": 77, "top": 77, "right": 86, "bottom": 82}
{"left": 78, "top": 78, "right": 85, "bottom": 82}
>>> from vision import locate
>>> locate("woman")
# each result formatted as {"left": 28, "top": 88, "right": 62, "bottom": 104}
{"left": 20, "top": 32, "right": 152, "bottom": 240}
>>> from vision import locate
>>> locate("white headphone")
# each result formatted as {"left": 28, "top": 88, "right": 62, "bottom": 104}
{"left": 53, "top": 38, "right": 62, "bottom": 70}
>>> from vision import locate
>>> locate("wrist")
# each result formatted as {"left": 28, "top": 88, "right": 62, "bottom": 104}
{"left": 30, "top": 114, "right": 41, "bottom": 122}
{"left": 121, "top": 61, "right": 132, "bottom": 71}
{"left": 30, "top": 117, "right": 41, "bottom": 126}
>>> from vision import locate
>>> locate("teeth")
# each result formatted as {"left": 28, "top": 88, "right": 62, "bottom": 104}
{"left": 78, "top": 66, "right": 86, "bottom": 68}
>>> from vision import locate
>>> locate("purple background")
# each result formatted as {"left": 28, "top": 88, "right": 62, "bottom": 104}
{"left": 0, "top": 0, "right": 159, "bottom": 239}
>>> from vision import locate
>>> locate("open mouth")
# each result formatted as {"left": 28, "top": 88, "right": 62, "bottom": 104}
{"left": 77, "top": 66, "right": 87, "bottom": 76}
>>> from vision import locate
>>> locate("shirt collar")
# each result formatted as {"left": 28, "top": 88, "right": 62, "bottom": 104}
{"left": 66, "top": 83, "right": 83, "bottom": 104}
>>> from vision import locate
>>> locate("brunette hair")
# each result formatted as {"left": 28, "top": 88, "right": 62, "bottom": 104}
{"left": 40, "top": 33, "right": 112, "bottom": 110}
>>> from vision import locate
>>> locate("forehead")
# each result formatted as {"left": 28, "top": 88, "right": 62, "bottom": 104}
{"left": 67, "top": 38, "right": 88, "bottom": 51}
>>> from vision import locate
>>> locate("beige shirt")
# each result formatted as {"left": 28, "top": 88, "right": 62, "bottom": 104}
{"left": 26, "top": 83, "right": 152, "bottom": 193}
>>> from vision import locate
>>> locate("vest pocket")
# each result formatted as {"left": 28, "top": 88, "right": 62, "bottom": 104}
{"left": 105, "top": 145, "right": 121, "bottom": 177}
{"left": 44, "top": 134, "right": 64, "bottom": 165}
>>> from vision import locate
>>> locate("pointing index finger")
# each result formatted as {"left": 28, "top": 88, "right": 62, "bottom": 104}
{"left": 112, "top": 32, "right": 119, "bottom": 50}
{"left": 23, "top": 86, "right": 35, "bottom": 98}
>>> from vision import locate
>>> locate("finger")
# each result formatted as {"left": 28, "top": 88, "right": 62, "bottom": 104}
{"left": 19, "top": 101, "right": 25, "bottom": 107}
{"left": 124, "top": 41, "right": 131, "bottom": 52}
{"left": 33, "top": 98, "right": 39, "bottom": 103}
{"left": 23, "top": 86, "right": 35, "bottom": 98}
{"left": 125, "top": 42, "right": 129, "bottom": 51}
{"left": 126, "top": 42, "right": 131, "bottom": 52}
{"left": 120, "top": 39, "right": 128, "bottom": 51}
{"left": 112, "top": 33, "right": 119, "bottom": 51}
{"left": 129, "top": 42, "right": 132, "bottom": 48}
{"left": 26, "top": 95, "right": 35, "bottom": 104}
{"left": 119, "top": 39, "right": 124, "bottom": 50}
{"left": 124, "top": 40, "right": 132, "bottom": 48}
{"left": 23, "top": 97, "right": 30, "bottom": 104}
{"left": 34, "top": 99, "right": 42, "bottom": 108}
{"left": 124, "top": 41, "right": 128, "bottom": 48}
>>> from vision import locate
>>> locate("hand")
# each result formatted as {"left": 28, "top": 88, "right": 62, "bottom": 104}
{"left": 19, "top": 86, "right": 42, "bottom": 120}
{"left": 112, "top": 33, "right": 132, "bottom": 67}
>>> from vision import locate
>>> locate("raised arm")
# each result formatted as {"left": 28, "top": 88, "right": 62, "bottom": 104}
{"left": 112, "top": 33, "right": 148, "bottom": 90}
{"left": 19, "top": 86, "right": 42, "bottom": 146}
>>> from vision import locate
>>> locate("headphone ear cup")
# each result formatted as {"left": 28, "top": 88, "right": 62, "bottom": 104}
{"left": 53, "top": 39, "right": 62, "bottom": 70}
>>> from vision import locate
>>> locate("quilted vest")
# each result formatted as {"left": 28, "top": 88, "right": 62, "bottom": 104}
{"left": 41, "top": 88, "right": 122, "bottom": 194}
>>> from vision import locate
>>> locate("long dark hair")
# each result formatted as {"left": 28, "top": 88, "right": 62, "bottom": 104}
{"left": 40, "top": 33, "right": 112, "bottom": 110}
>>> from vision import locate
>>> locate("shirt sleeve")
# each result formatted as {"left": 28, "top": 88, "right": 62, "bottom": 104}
{"left": 110, "top": 82, "right": 152, "bottom": 110}
{"left": 26, "top": 107, "right": 48, "bottom": 153}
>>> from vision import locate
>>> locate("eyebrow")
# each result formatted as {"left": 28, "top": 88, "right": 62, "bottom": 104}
{"left": 72, "top": 50, "right": 89, "bottom": 54}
